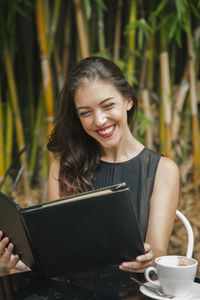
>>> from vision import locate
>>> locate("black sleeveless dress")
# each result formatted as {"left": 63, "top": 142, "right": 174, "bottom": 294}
{"left": 93, "top": 147, "right": 162, "bottom": 241}
{"left": 69, "top": 148, "right": 161, "bottom": 286}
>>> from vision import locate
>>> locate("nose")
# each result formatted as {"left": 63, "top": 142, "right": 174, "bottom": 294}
{"left": 94, "top": 111, "right": 107, "bottom": 127}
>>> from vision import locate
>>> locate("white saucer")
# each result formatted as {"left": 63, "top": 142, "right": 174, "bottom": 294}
{"left": 140, "top": 282, "right": 200, "bottom": 300}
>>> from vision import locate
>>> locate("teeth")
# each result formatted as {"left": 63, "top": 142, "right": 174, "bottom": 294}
{"left": 98, "top": 126, "right": 114, "bottom": 135}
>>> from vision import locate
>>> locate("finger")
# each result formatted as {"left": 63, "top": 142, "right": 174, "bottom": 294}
{"left": 136, "top": 250, "right": 154, "bottom": 263}
{"left": 7, "top": 254, "right": 19, "bottom": 269}
{"left": 0, "top": 231, "right": 3, "bottom": 240}
{"left": 143, "top": 242, "right": 151, "bottom": 252}
{"left": 119, "top": 260, "right": 153, "bottom": 273}
{"left": 1, "top": 243, "right": 14, "bottom": 264}
{"left": 120, "top": 259, "right": 153, "bottom": 270}
{"left": 0, "top": 237, "right": 9, "bottom": 256}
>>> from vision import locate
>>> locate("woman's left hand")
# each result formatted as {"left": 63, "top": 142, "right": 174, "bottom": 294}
{"left": 119, "top": 242, "right": 154, "bottom": 273}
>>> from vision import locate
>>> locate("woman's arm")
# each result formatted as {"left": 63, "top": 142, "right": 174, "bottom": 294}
{"left": 119, "top": 156, "right": 180, "bottom": 273}
{"left": 48, "top": 158, "right": 61, "bottom": 201}
{"left": 145, "top": 157, "right": 179, "bottom": 257}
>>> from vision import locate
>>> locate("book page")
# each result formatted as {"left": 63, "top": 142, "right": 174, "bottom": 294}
{"left": 42, "top": 188, "right": 113, "bottom": 208}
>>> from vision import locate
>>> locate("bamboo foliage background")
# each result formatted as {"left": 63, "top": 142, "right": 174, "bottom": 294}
{"left": 0, "top": 0, "right": 199, "bottom": 202}
{"left": 0, "top": 0, "right": 200, "bottom": 272}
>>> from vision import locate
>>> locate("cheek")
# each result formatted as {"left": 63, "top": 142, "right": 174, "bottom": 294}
{"left": 80, "top": 118, "right": 92, "bottom": 132}
{"left": 111, "top": 107, "right": 127, "bottom": 122}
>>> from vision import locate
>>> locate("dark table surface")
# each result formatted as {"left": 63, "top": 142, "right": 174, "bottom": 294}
{"left": 0, "top": 266, "right": 199, "bottom": 300}
{"left": 0, "top": 265, "right": 152, "bottom": 300}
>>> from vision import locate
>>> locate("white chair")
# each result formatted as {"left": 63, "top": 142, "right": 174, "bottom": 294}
{"left": 175, "top": 210, "right": 194, "bottom": 258}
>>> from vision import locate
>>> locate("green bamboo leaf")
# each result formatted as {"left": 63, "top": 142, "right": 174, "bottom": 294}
{"left": 190, "top": 2, "right": 200, "bottom": 18}
{"left": 175, "top": 28, "right": 182, "bottom": 47}
{"left": 124, "top": 19, "right": 152, "bottom": 50}
{"left": 151, "top": 0, "right": 168, "bottom": 17}
{"left": 116, "top": 60, "right": 126, "bottom": 73}
{"left": 138, "top": 27, "right": 143, "bottom": 50}
{"left": 136, "top": 112, "right": 153, "bottom": 136}
{"left": 124, "top": 19, "right": 152, "bottom": 34}
{"left": 182, "top": 18, "right": 191, "bottom": 35}
{"left": 126, "top": 73, "right": 138, "bottom": 85}
{"left": 124, "top": 20, "right": 140, "bottom": 34}
{"left": 91, "top": 52, "right": 110, "bottom": 59}
{"left": 149, "top": 0, "right": 168, "bottom": 26}
{"left": 168, "top": 18, "right": 178, "bottom": 40}
{"left": 167, "top": 93, "right": 173, "bottom": 105}
{"left": 146, "top": 49, "right": 153, "bottom": 61}
{"left": 175, "top": 0, "right": 187, "bottom": 20}
{"left": 94, "top": 0, "right": 107, "bottom": 10}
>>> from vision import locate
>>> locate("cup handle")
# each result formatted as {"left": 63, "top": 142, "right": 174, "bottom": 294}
{"left": 144, "top": 267, "right": 160, "bottom": 288}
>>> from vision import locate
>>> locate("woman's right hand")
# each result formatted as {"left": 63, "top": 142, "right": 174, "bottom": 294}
{"left": 0, "top": 230, "right": 20, "bottom": 269}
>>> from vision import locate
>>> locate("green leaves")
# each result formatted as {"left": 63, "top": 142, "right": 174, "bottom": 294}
{"left": 148, "top": 0, "right": 200, "bottom": 47}
{"left": 124, "top": 19, "right": 152, "bottom": 51}
{"left": 136, "top": 112, "right": 153, "bottom": 136}
{"left": 94, "top": 0, "right": 107, "bottom": 10}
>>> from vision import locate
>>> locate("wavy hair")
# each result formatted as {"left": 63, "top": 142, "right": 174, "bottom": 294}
{"left": 47, "top": 57, "right": 138, "bottom": 196}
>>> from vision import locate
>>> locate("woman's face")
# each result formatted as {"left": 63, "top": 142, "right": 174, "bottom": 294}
{"left": 74, "top": 80, "right": 133, "bottom": 150}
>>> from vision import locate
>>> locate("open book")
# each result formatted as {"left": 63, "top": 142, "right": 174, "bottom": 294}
{"left": 0, "top": 183, "right": 144, "bottom": 278}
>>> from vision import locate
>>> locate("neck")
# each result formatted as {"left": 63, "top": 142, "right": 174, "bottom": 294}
{"left": 101, "top": 134, "right": 144, "bottom": 163}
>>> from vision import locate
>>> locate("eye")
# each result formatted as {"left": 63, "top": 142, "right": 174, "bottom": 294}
{"left": 103, "top": 103, "right": 114, "bottom": 109}
{"left": 79, "top": 111, "right": 91, "bottom": 117}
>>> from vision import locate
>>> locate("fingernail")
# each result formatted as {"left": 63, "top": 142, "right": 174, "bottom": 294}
{"left": 122, "top": 262, "right": 128, "bottom": 267}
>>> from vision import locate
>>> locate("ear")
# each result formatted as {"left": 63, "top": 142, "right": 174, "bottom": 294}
{"left": 126, "top": 97, "right": 133, "bottom": 111}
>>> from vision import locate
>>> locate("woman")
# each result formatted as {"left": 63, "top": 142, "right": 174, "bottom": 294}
{"left": 0, "top": 57, "right": 179, "bottom": 274}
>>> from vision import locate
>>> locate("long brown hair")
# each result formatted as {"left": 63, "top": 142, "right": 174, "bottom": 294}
{"left": 47, "top": 57, "right": 138, "bottom": 196}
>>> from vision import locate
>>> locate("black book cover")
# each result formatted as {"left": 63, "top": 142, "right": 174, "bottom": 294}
{"left": 0, "top": 184, "right": 144, "bottom": 278}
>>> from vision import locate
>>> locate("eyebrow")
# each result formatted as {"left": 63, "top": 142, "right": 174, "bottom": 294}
{"left": 76, "top": 97, "right": 114, "bottom": 111}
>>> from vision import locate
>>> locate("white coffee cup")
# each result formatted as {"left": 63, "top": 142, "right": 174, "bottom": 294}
{"left": 145, "top": 255, "right": 198, "bottom": 297}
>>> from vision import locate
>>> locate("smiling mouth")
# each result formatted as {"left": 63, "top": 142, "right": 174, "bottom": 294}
{"left": 96, "top": 125, "right": 116, "bottom": 138}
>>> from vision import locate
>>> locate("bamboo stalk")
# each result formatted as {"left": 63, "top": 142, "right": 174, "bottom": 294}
{"left": 141, "top": 89, "right": 154, "bottom": 149}
{"left": 43, "top": 0, "right": 50, "bottom": 33}
{"left": 3, "top": 44, "right": 30, "bottom": 195}
{"left": 48, "top": 0, "right": 61, "bottom": 56}
{"left": 35, "top": 0, "right": 54, "bottom": 147}
{"left": 73, "top": 0, "right": 89, "bottom": 58}
{"left": 181, "top": 98, "right": 191, "bottom": 161}
{"left": 113, "top": 0, "right": 123, "bottom": 62}
{"left": 28, "top": 94, "right": 43, "bottom": 180}
{"left": 160, "top": 51, "right": 172, "bottom": 158}
{"left": 172, "top": 80, "right": 189, "bottom": 141}
{"left": 139, "top": 44, "right": 148, "bottom": 90}
{"left": 3, "top": 98, "right": 13, "bottom": 194}
{"left": 62, "top": 0, "right": 72, "bottom": 79}
{"left": 40, "top": 101, "right": 49, "bottom": 202}
{"left": 146, "top": 34, "right": 155, "bottom": 90}
{"left": 3, "top": 47, "right": 25, "bottom": 156}
{"left": 127, "top": 0, "right": 137, "bottom": 85}
{"left": 97, "top": 3, "right": 106, "bottom": 54}
{"left": 0, "top": 90, "right": 4, "bottom": 183}
{"left": 89, "top": 2, "right": 97, "bottom": 55}
{"left": 159, "top": 101, "right": 165, "bottom": 155}
{"left": 54, "top": 45, "right": 64, "bottom": 91}
{"left": 187, "top": 34, "right": 200, "bottom": 201}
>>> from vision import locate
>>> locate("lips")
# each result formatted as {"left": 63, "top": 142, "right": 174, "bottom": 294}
{"left": 96, "top": 125, "right": 116, "bottom": 138}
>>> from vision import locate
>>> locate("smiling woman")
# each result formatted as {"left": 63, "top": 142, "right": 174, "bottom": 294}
{"left": 0, "top": 57, "right": 179, "bottom": 275}
{"left": 74, "top": 80, "right": 134, "bottom": 152}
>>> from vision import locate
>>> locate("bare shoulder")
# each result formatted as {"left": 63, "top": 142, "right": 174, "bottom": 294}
{"left": 155, "top": 156, "right": 179, "bottom": 187}
{"left": 158, "top": 156, "right": 179, "bottom": 175}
